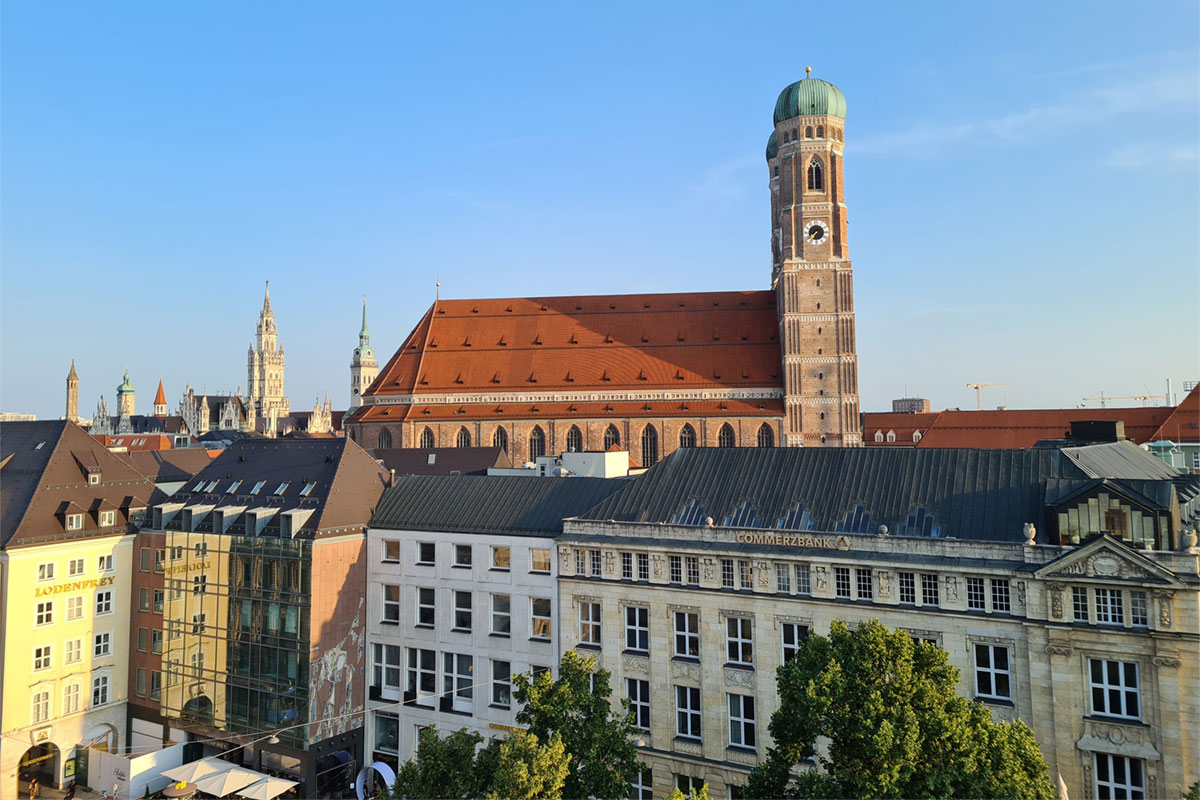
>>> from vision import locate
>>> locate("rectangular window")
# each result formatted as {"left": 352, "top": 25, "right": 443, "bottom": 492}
{"left": 796, "top": 563, "right": 811, "bottom": 595}
{"left": 492, "top": 660, "right": 512, "bottom": 707}
{"left": 151, "top": 671, "right": 161, "bottom": 700}
{"left": 140, "top": 548, "right": 151, "bottom": 571}
{"left": 68, "top": 558, "right": 85, "bottom": 576}
{"left": 67, "top": 596, "right": 83, "bottom": 620}
{"left": 492, "top": 546, "right": 510, "bottom": 570}
{"left": 151, "top": 629, "right": 163, "bottom": 654}
{"left": 973, "top": 643, "right": 1011, "bottom": 701}
{"left": 1130, "top": 591, "right": 1148, "bottom": 627}
{"left": 33, "top": 690, "right": 51, "bottom": 723}
{"left": 65, "top": 638, "right": 81, "bottom": 664}
{"left": 406, "top": 648, "right": 436, "bottom": 703}
{"left": 632, "top": 770, "right": 653, "bottom": 800}
{"left": 36, "top": 600, "right": 53, "bottom": 626}
{"left": 675, "top": 685, "right": 702, "bottom": 739}
{"left": 374, "top": 712, "right": 400, "bottom": 754}
{"left": 97, "top": 554, "right": 113, "bottom": 572}
{"left": 625, "top": 606, "right": 649, "bottom": 652}
{"left": 154, "top": 549, "right": 165, "bottom": 572}
{"left": 726, "top": 617, "right": 754, "bottom": 665}
{"left": 34, "top": 645, "right": 52, "bottom": 670}
{"left": 67, "top": 514, "right": 83, "bottom": 531}
{"left": 96, "top": 590, "right": 113, "bottom": 615}
{"left": 676, "top": 776, "right": 703, "bottom": 795}
{"left": 621, "top": 552, "right": 633, "bottom": 580}
{"left": 835, "top": 567, "right": 851, "bottom": 599}
{"left": 669, "top": 555, "right": 682, "bottom": 584}
{"left": 136, "top": 668, "right": 147, "bottom": 697}
{"left": 63, "top": 683, "right": 80, "bottom": 714}
{"left": 1089, "top": 659, "right": 1140, "bottom": 720}
{"left": 856, "top": 568, "right": 873, "bottom": 600}
{"left": 373, "top": 643, "right": 402, "bottom": 692}
{"left": 491, "top": 594, "right": 511, "bottom": 635}
{"left": 627, "top": 677, "right": 651, "bottom": 730}
{"left": 899, "top": 571, "right": 916, "bottom": 604}
{"left": 721, "top": 559, "right": 734, "bottom": 588}
{"left": 1073, "top": 586, "right": 1089, "bottom": 622}
{"left": 728, "top": 693, "right": 756, "bottom": 749}
{"left": 775, "top": 563, "right": 791, "bottom": 593}
{"left": 38, "top": 562, "right": 55, "bottom": 581}
{"left": 99, "top": 510, "right": 115, "bottom": 527}
{"left": 579, "top": 601, "right": 601, "bottom": 645}
{"left": 139, "top": 587, "right": 151, "bottom": 611}
{"left": 531, "top": 597, "right": 552, "bottom": 639}
{"left": 674, "top": 611, "right": 699, "bottom": 658}
{"left": 1095, "top": 588, "right": 1124, "bottom": 625}
{"left": 382, "top": 540, "right": 400, "bottom": 562}
{"left": 591, "top": 549, "right": 602, "bottom": 576}
{"left": 966, "top": 577, "right": 986, "bottom": 610}
{"left": 385, "top": 584, "right": 403, "bottom": 623}
{"left": 443, "top": 653, "right": 474, "bottom": 712}
{"left": 454, "top": 544, "right": 472, "bottom": 567}
{"left": 417, "top": 542, "right": 435, "bottom": 565}
{"left": 92, "top": 674, "right": 110, "bottom": 706}
{"left": 637, "top": 553, "right": 650, "bottom": 581}
{"left": 576, "top": 549, "right": 586, "bottom": 575}
{"left": 991, "top": 579, "right": 1011, "bottom": 613}
{"left": 781, "top": 622, "right": 809, "bottom": 662}
{"left": 415, "top": 587, "right": 434, "bottom": 627}
{"left": 1094, "top": 753, "right": 1145, "bottom": 800}
{"left": 921, "top": 574, "right": 940, "bottom": 607}
{"left": 739, "top": 560, "right": 753, "bottom": 590}
{"left": 531, "top": 548, "right": 551, "bottom": 573}
{"left": 192, "top": 575, "right": 206, "bottom": 595}
{"left": 453, "top": 591, "right": 472, "bottom": 631}
{"left": 153, "top": 589, "right": 164, "bottom": 613}
{"left": 191, "top": 613, "right": 206, "bottom": 634}
{"left": 686, "top": 556, "right": 700, "bottom": 586}
{"left": 137, "top": 627, "right": 149, "bottom": 651}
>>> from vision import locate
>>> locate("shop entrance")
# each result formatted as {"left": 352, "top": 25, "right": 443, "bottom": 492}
{"left": 19, "top": 742, "right": 60, "bottom": 793}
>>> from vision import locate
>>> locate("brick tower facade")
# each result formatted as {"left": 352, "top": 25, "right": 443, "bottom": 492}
{"left": 768, "top": 70, "right": 862, "bottom": 446}
{"left": 65, "top": 360, "right": 79, "bottom": 422}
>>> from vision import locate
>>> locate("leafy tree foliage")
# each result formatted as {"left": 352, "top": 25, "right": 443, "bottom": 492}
{"left": 666, "top": 783, "right": 712, "bottom": 800}
{"left": 386, "top": 726, "right": 499, "bottom": 799}
{"left": 513, "top": 650, "right": 645, "bottom": 800}
{"left": 486, "top": 730, "right": 571, "bottom": 800}
{"left": 745, "top": 619, "right": 1056, "bottom": 799}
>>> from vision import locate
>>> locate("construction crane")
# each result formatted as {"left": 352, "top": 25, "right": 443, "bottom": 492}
{"left": 966, "top": 382, "right": 1012, "bottom": 411}
{"left": 1080, "top": 392, "right": 1167, "bottom": 408}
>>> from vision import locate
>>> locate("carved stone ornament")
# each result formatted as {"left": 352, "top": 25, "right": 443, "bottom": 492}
{"left": 1152, "top": 655, "right": 1182, "bottom": 668}
{"left": 1047, "top": 582, "right": 1066, "bottom": 620}
{"left": 605, "top": 551, "right": 614, "bottom": 573}
{"left": 673, "top": 739, "right": 702, "bottom": 757}
{"left": 1045, "top": 644, "right": 1073, "bottom": 657}
{"left": 623, "top": 654, "right": 650, "bottom": 674}
{"left": 702, "top": 558, "right": 715, "bottom": 581}
{"left": 1016, "top": 580, "right": 1027, "bottom": 606}
{"left": 652, "top": 555, "right": 664, "bottom": 578}
{"left": 559, "top": 549, "right": 571, "bottom": 570}
{"left": 1024, "top": 522, "right": 1037, "bottom": 546}
{"left": 945, "top": 575, "right": 960, "bottom": 601}
{"left": 814, "top": 565, "right": 828, "bottom": 590}
{"left": 1077, "top": 719, "right": 1161, "bottom": 759}
{"left": 724, "top": 668, "right": 755, "bottom": 687}
{"left": 1153, "top": 590, "right": 1174, "bottom": 627}
{"left": 671, "top": 660, "right": 700, "bottom": 681}
{"left": 877, "top": 570, "right": 891, "bottom": 599}
{"left": 1090, "top": 555, "right": 1121, "bottom": 577}
{"left": 757, "top": 562, "right": 770, "bottom": 587}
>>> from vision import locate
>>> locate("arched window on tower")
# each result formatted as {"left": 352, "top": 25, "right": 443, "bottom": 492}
{"left": 805, "top": 126, "right": 813, "bottom": 138}
{"left": 641, "top": 424, "right": 659, "bottom": 468}
{"left": 679, "top": 424, "right": 696, "bottom": 448}
{"left": 419, "top": 427, "right": 434, "bottom": 448}
{"left": 566, "top": 425, "right": 583, "bottom": 453}
{"left": 493, "top": 427, "right": 508, "bottom": 454}
{"left": 807, "top": 157, "right": 824, "bottom": 191}
{"left": 378, "top": 428, "right": 392, "bottom": 449}
{"left": 603, "top": 424, "right": 621, "bottom": 450}
{"left": 816, "top": 125, "right": 824, "bottom": 138}
{"left": 757, "top": 424, "right": 774, "bottom": 448}
{"left": 456, "top": 427, "right": 471, "bottom": 448}
{"left": 718, "top": 423, "right": 736, "bottom": 448}
{"left": 529, "top": 426, "right": 546, "bottom": 460}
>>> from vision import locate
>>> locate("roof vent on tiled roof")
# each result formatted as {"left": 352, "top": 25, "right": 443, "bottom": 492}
{"left": 637, "top": 370, "right": 647, "bottom": 381}
{"left": 675, "top": 369, "right": 684, "bottom": 380}
{"left": 712, "top": 300, "right": 720, "bottom": 306}
{"left": 565, "top": 371, "right": 574, "bottom": 382}
{"left": 454, "top": 373, "right": 464, "bottom": 384}
{"left": 540, "top": 305, "right": 547, "bottom": 311}
{"left": 505, "top": 306, "right": 513, "bottom": 312}
{"left": 455, "top": 407, "right": 466, "bottom": 415}
{"left": 679, "top": 301, "right": 686, "bottom": 307}
{"left": 677, "top": 332, "right": 684, "bottom": 342}
{"left": 568, "top": 405, "right": 578, "bottom": 413}
{"left": 530, "top": 406, "right": 540, "bottom": 413}
{"left": 471, "top": 307, "right": 478, "bottom": 313}
{"left": 643, "top": 404, "right": 652, "bottom": 411}
{"left": 494, "top": 407, "right": 504, "bottom": 414}
{"left": 720, "top": 403, "right": 728, "bottom": 410}
{"left": 428, "top": 338, "right": 438, "bottom": 348}
{"left": 609, "top": 303, "right": 616, "bottom": 310}
{"left": 714, "top": 371, "right": 721, "bottom": 379}
{"left": 527, "top": 373, "right": 537, "bottom": 383}
{"left": 605, "top": 334, "right": 613, "bottom": 343}
{"left": 533, "top": 335, "right": 542, "bottom": 345}
{"left": 712, "top": 331, "right": 720, "bottom": 341}
{"left": 601, "top": 371, "right": 611, "bottom": 381}
{"left": 490, "top": 373, "right": 500, "bottom": 383}
{"left": 680, "top": 403, "right": 689, "bottom": 410}
{"left": 641, "top": 333, "right": 648, "bottom": 343}
{"left": 436, "top": 308, "right": 445, "bottom": 314}
{"left": 418, "top": 375, "right": 428, "bottom": 385}
{"left": 569, "top": 334, "right": 578, "bottom": 344}
{"left": 604, "top": 404, "right": 613, "bottom": 412}
{"left": 462, "top": 337, "right": 471, "bottom": 347}
{"left": 497, "top": 335, "right": 506, "bottom": 346}
{"left": 644, "top": 302, "right": 651, "bottom": 309}
{"left": 422, "top": 408, "right": 431, "bottom": 414}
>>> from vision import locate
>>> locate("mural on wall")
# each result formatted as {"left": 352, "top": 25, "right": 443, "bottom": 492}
{"left": 308, "top": 597, "right": 365, "bottom": 744}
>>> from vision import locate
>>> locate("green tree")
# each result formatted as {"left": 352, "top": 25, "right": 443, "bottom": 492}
{"left": 486, "top": 730, "right": 571, "bottom": 800}
{"left": 513, "top": 650, "right": 645, "bottom": 800}
{"left": 745, "top": 619, "right": 1056, "bottom": 799}
{"left": 665, "top": 783, "right": 712, "bottom": 800}
{"left": 386, "top": 726, "right": 499, "bottom": 799}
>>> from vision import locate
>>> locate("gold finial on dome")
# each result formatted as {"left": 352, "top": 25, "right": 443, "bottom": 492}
{"left": 805, "top": 66, "right": 812, "bottom": 76}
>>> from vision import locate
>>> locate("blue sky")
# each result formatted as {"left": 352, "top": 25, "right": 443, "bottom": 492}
{"left": 3, "top": 1, "right": 1197, "bottom": 419}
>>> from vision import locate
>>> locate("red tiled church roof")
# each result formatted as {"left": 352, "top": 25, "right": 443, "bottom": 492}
{"left": 355, "top": 399, "right": 784, "bottom": 423}
{"left": 1149, "top": 383, "right": 1200, "bottom": 443}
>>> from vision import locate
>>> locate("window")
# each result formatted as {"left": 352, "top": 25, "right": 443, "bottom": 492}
{"left": 686, "top": 556, "right": 700, "bottom": 586}
{"left": 856, "top": 568, "right": 873, "bottom": 600}
{"left": 65, "top": 638, "right": 81, "bottom": 664}
{"left": 967, "top": 577, "right": 986, "bottom": 611}
{"left": 150, "top": 671, "right": 161, "bottom": 700}
{"left": 669, "top": 555, "right": 683, "bottom": 584}
{"left": 456, "top": 427, "right": 471, "bottom": 448}
{"left": 1089, "top": 659, "right": 1140, "bottom": 720}
{"left": 139, "top": 588, "right": 151, "bottom": 611}
{"left": 739, "top": 560, "right": 753, "bottom": 590}
{"left": 579, "top": 601, "right": 601, "bottom": 645}
{"left": 1095, "top": 588, "right": 1124, "bottom": 625}
{"left": 492, "top": 660, "right": 512, "bottom": 707}
{"left": 781, "top": 622, "right": 809, "bottom": 662}
{"left": 674, "top": 611, "right": 699, "bottom": 658}
{"left": 493, "top": 426, "right": 509, "bottom": 453}
{"left": 382, "top": 540, "right": 400, "bottom": 562}
{"left": 34, "top": 645, "right": 52, "bottom": 670}
{"left": 679, "top": 424, "right": 696, "bottom": 448}
{"left": 100, "top": 510, "right": 116, "bottom": 527}
{"left": 452, "top": 590, "right": 472, "bottom": 631}
{"left": 807, "top": 157, "right": 824, "bottom": 191}
{"left": 576, "top": 549, "right": 586, "bottom": 575}
{"left": 566, "top": 425, "right": 583, "bottom": 453}
{"left": 632, "top": 770, "right": 653, "bottom": 800}
{"left": 721, "top": 558, "right": 735, "bottom": 588}
{"left": 227, "top": 480, "right": 243, "bottom": 494}
{"left": 137, "top": 627, "right": 149, "bottom": 651}
{"left": 726, "top": 617, "right": 754, "bottom": 665}
{"left": 136, "top": 668, "right": 147, "bottom": 697}
{"left": 443, "top": 653, "right": 474, "bottom": 712}
{"left": 36, "top": 601, "right": 53, "bottom": 626}
{"left": 67, "top": 514, "right": 83, "bottom": 530}
{"left": 603, "top": 425, "right": 621, "bottom": 449}
{"left": 835, "top": 567, "right": 851, "bottom": 599}
{"left": 373, "top": 643, "right": 402, "bottom": 693}
{"left": 590, "top": 549, "right": 602, "bottom": 576}
{"left": 68, "top": 558, "right": 84, "bottom": 576}
{"left": 641, "top": 424, "right": 659, "bottom": 467}
{"left": 492, "top": 546, "right": 510, "bottom": 570}
{"left": 531, "top": 549, "right": 551, "bottom": 573}
{"left": 757, "top": 424, "right": 774, "bottom": 448}
{"left": 67, "top": 595, "right": 83, "bottom": 620}
{"left": 96, "top": 590, "right": 113, "bottom": 615}
{"left": 921, "top": 574, "right": 940, "bottom": 606}
{"left": 250, "top": 480, "right": 266, "bottom": 495}
{"left": 728, "top": 694, "right": 756, "bottom": 749}
{"left": 1130, "top": 591, "right": 1149, "bottom": 627}
{"left": 37, "top": 562, "right": 55, "bottom": 581}
{"left": 33, "top": 690, "right": 51, "bottom": 723}
{"left": 63, "top": 683, "right": 80, "bottom": 714}
{"left": 192, "top": 575, "right": 207, "bottom": 595}
{"left": 776, "top": 564, "right": 791, "bottom": 593}
{"left": 98, "top": 554, "right": 113, "bottom": 572}
{"left": 531, "top": 598, "right": 552, "bottom": 639}
{"left": 675, "top": 686, "right": 702, "bottom": 739}
{"left": 899, "top": 571, "right": 916, "bottom": 604}
{"left": 407, "top": 648, "right": 436, "bottom": 703}
{"left": 381, "top": 584, "right": 401, "bottom": 623}
{"left": 1094, "top": 753, "right": 1145, "bottom": 800}
{"left": 676, "top": 776, "right": 704, "bottom": 795}
{"left": 415, "top": 587, "right": 434, "bottom": 627}
{"left": 92, "top": 674, "right": 110, "bottom": 706}
{"left": 974, "top": 644, "right": 1011, "bottom": 701}
{"left": 796, "top": 563, "right": 811, "bottom": 595}
{"left": 718, "top": 423, "right": 736, "bottom": 447}
{"left": 627, "top": 678, "right": 650, "bottom": 731}
{"left": 1073, "top": 586, "right": 1089, "bottom": 622}
{"left": 454, "top": 544, "right": 472, "bottom": 567}
{"left": 153, "top": 589, "right": 163, "bottom": 613}
{"left": 491, "top": 594, "right": 511, "bottom": 635}
{"left": 991, "top": 579, "right": 1011, "bottom": 613}
{"left": 621, "top": 552, "right": 633, "bottom": 580}
{"left": 151, "top": 629, "right": 163, "bottom": 654}
{"left": 417, "top": 542, "right": 435, "bottom": 565}
{"left": 886, "top": 431, "right": 897, "bottom": 443}
{"left": 191, "top": 613, "right": 207, "bottom": 634}
{"left": 529, "top": 426, "right": 546, "bottom": 459}
{"left": 625, "top": 606, "right": 649, "bottom": 652}
{"left": 637, "top": 553, "right": 650, "bottom": 581}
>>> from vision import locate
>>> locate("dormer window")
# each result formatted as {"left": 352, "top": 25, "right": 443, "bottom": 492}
{"left": 886, "top": 431, "right": 897, "bottom": 443}
{"left": 99, "top": 510, "right": 116, "bottom": 527}
{"left": 874, "top": 431, "right": 884, "bottom": 443}
{"left": 274, "top": 482, "right": 289, "bottom": 496}
{"left": 66, "top": 514, "right": 83, "bottom": 530}
{"left": 913, "top": 431, "right": 923, "bottom": 443}
{"left": 299, "top": 482, "right": 316, "bottom": 497}
{"left": 89, "top": 473, "right": 101, "bottom": 485}
{"left": 250, "top": 481, "right": 266, "bottom": 495}
{"left": 227, "top": 480, "right": 242, "bottom": 494}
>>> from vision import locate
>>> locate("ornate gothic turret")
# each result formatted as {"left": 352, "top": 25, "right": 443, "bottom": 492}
{"left": 66, "top": 360, "right": 79, "bottom": 423}
{"left": 247, "top": 280, "right": 289, "bottom": 426}
{"left": 349, "top": 297, "right": 378, "bottom": 409}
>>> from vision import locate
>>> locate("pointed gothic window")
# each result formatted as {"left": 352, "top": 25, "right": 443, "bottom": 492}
{"left": 419, "top": 427, "right": 435, "bottom": 448}
{"left": 718, "top": 423, "right": 736, "bottom": 448}
{"left": 456, "top": 427, "right": 471, "bottom": 448}
{"left": 816, "top": 125, "right": 824, "bottom": 138}
{"left": 529, "top": 426, "right": 546, "bottom": 460}
{"left": 603, "top": 425, "right": 621, "bottom": 450}
{"left": 566, "top": 425, "right": 583, "bottom": 453}
{"left": 805, "top": 126, "right": 813, "bottom": 138}
{"left": 807, "top": 157, "right": 824, "bottom": 191}
{"left": 493, "top": 427, "right": 509, "bottom": 454}
{"left": 756, "top": 424, "right": 774, "bottom": 448}
{"left": 678, "top": 424, "right": 697, "bottom": 448}
{"left": 377, "top": 428, "right": 393, "bottom": 449}
{"left": 641, "top": 424, "right": 659, "bottom": 468}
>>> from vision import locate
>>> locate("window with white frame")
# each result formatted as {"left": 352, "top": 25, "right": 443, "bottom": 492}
{"left": 492, "top": 546, "right": 510, "bottom": 570}
{"left": 33, "top": 690, "right": 51, "bottom": 723}
{"left": 492, "top": 660, "right": 512, "bottom": 707}
{"left": 417, "top": 542, "right": 435, "bottom": 565}
{"left": 1095, "top": 588, "right": 1124, "bottom": 625}
{"left": 531, "top": 597, "right": 552, "bottom": 639}
{"left": 991, "top": 579, "right": 1011, "bottom": 613}
{"left": 35, "top": 601, "right": 53, "bottom": 626}
{"left": 66, "top": 595, "right": 83, "bottom": 621}
{"left": 407, "top": 648, "right": 436, "bottom": 703}
{"left": 454, "top": 544, "right": 472, "bottom": 567}
{"left": 68, "top": 558, "right": 84, "bottom": 576}
{"left": 443, "top": 653, "right": 473, "bottom": 712}
{"left": 781, "top": 622, "right": 809, "bottom": 662}
{"left": 1130, "top": 591, "right": 1149, "bottom": 627}
{"left": 37, "top": 562, "right": 55, "bottom": 581}
{"left": 97, "top": 554, "right": 113, "bottom": 572}
{"left": 625, "top": 606, "right": 649, "bottom": 652}
{"left": 1072, "top": 586, "right": 1089, "bottom": 621}
{"left": 674, "top": 611, "right": 699, "bottom": 658}
{"left": 776, "top": 564, "right": 791, "bottom": 593}
{"left": 728, "top": 693, "right": 756, "bottom": 749}
{"left": 675, "top": 685, "right": 702, "bottom": 739}
{"left": 586, "top": 549, "right": 599, "bottom": 576}
{"left": 63, "top": 683, "right": 80, "bottom": 714}
{"left": 637, "top": 553, "right": 649, "bottom": 581}
{"left": 686, "top": 556, "right": 700, "bottom": 586}
{"left": 34, "top": 645, "right": 52, "bottom": 671}
{"left": 669, "top": 555, "right": 682, "bottom": 584}
{"left": 856, "top": 568, "right": 873, "bottom": 600}
{"left": 621, "top": 552, "right": 633, "bottom": 580}
{"left": 491, "top": 594, "right": 511, "bottom": 635}
{"left": 835, "top": 567, "right": 851, "bottom": 599}
{"left": 95, "top": 590, "right": 113, "bottom": 615}
{"left": 627, "top": 678, "right": 650, "bottom": 731}
{"left": 739, "top": 560, "right": 753, "bottom": 590}
{"left": 415, "top": 587, "right": 434, "bottom": 627}
{"left": 1089, "top": 659, "right": 1140, "bottom": 720}
{"left": 921, "top": 573, "right": 940, "bottom": 606}
{"left": 967, "top": 577, "right": 986, "bottom": 610}
{"left": 1094, "top": 753, "right": 1145, "bottom": 799}
{"left": 726, "top": 617, "right": 754, "bottom": 665}
{"left": 579, "top": 601, "right": 601, "bottom": 645}
{"left": 973, "top": 643, "right": 1011, "bottom": 701}
{"left": 92, "top": 673, "right": 110, "bottom": 706}
{"left": 899, "top": 571, "right": 916, "bottom": 604}
{"left": 66, "top": 514, "right": 83, "bottom": 530}
{"left": 374, "top": 712, "right": 400, "bottom": 754}
{"left": 575, "top": 549, "right": 586, "bottom": 575}
{"left": 631, "top": 770, "right": 653, "bottom": 800}
{"left": 372, "top": 643, "right": 402, "bottom": 694}
{"left": 382, "top": 540, "right": 400, "bottom": 562}
{"left": 99, "top": 510, "right": 116, "bottom": 527}
{"left": 65, "top": 638, "right": 82, "bottom": 664}
{"left": 796, "top": 563, "right": 811, "bottom": 595}
{"left": 721, "top": 559, "right": 735, "bottom": 588}
{"left": 453, "top": 591, "right": 472, "bottom": 631}
{"left": 531, "top": 548, "right": 551, "bottom": 573}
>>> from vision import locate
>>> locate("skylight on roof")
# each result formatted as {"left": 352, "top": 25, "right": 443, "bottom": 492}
{"left": 204, "top": 480, "right": 219, "bottom": 492}
{"left": 227, "top": 480, "right": 242, "bottom": 494}
{"left": 35, "top": 441, "right": 45, "bottom": 450}
{"left": 192, "top": 480, "right": 206, "bottom": 491}
{"left": 250, "top": 481, "right": 266, "bottom": 495}
{"left": 299, "top": 482, "right": 316, "bottom": 497}
{"left": 274, "top": 482, "right": 289, "bottom": 495}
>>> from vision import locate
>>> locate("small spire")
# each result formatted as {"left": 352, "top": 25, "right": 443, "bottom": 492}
{"left": 68, "top": 359, "right": 78, "bottom": 380}
{"left": 262, "top": 280, "right": 272, "bottom": 313}
{"left": 360, "top": 295, "right": 370, "bottom": 338}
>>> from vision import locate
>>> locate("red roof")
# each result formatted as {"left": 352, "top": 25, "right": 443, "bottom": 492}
{"left": 92, "top": 433, "right": 182, "bottom": 451}
{"left": 355, "top": 399, "right": 783, "bottom": 423}
{"left": 861, "top": 412, "right": 940, "bottom": 446}
{"left": 153, "top": 380, "right": 167, "bottom": 407}
{"left": 1149, "top": 383, "right": 1200, "bottom": 443}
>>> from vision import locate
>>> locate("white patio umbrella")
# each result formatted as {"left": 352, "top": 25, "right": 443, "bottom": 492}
{"left": 161, "top": 760, "right": 233, "bottom": 784}
{"left": 192, "top": 766, "right": 263, "bottom": 798}
{"left": 236, "top": 776, "right": 299, "bottom": 800}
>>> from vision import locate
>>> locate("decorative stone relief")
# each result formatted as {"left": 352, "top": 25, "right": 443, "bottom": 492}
{"left": 1152, "top": 655, "right": 1181, "bottom": 669}
{"left": 945, "top": 575, "right": 960, "bottom": 601}
{"left": 1015, "top": 580, "right": 1027, "bottom": 606}
{"left": 1077, "top": 719, "right": 1161, "bottom": 759}
{"left": 605, "top": 551, "right": 614, "bottom": 573}
{"left": 724, "top": 668, "right": 755, "bottom": 688}
{"left": 702, "top": 558, "right": 715, "bottom": 581}
{"left": 814, "top": 565, "right": 828, "bottom": 590}
{"left": 1152, "top": 590, "right": 1174, "bottom": 627}
{"left": 652, "top": 555, "right": 664, "bottom": 578}
{"left": 671, "top": 660, "right": 700, "bottom": 681}
{"left": 1047, "top": 582, "right": 1066, "bottom": 619}
{"left": 560, "top": 549, "right": 571, "bottom": 571}
{"left": 726, "top": 747, "right": 758, "bottom": 765}
{"left": 876, "top": 570, "right": 890, "bottom": 599}
{"left": 673, "top": 739, "right": 702, "bottom": 757}
{"left": 757, "top": 562, "right": 770, "bottom": 588}
{"left": 623, "top": 654, "right": 650, "bottom": 674}
{"left": 1045, "top": 644, "right": 1073, "bottom": 657}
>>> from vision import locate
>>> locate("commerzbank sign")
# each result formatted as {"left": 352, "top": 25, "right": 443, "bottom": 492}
{"left": 733, "top": 532, "right": 851, "bottom": 550}
{"left": 35, "top": 576, "right": 115, "bottom": 596}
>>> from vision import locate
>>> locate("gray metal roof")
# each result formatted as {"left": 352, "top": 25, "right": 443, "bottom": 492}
{"left": 371, "top": 475, "right": 627, "bottom": 537}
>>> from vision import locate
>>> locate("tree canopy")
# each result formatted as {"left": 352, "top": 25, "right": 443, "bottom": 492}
{"left": 744, "top": 619, "right": 1056, "bottom": 799}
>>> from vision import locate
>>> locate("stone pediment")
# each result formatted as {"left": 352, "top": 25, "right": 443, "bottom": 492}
{"left": 1035, "top": 535, "right": 1182, "bottom": 587}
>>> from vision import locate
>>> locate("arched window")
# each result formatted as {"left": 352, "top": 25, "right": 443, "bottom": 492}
{"left": 641, "top": 424, "right": 659, "bottom": 468}
{"left": 913, "top": 431, "right": 923, "bottom": 443}
{"left": 756, "top": 424, "right": 774, "bottom": 448}
{"left": 816, "top": 125, "right": 824, "bottom": 138}
{"left": 603, "top": 424, "right": 621, "bottom": 450}
{"left": 456, "top": 427, "right": 471, "bottom": 448}
{"left": 377, "top": 428, "right": 392, "bottom": 449}
{"left": 528, "top": 426, "right": 546, "bottom": 460}
{"left": 886, "top": 430, "right": 897, "bottom": 443}
{"left": 679, "top": 424, "right": 696, "bottom": 448}
{"left": 807, "top": 157, "right": 824, "bottom": 191}
{"left": 493, "top": 427, "right": 508, "bottom": 453}
{"left": 874, "top": 430, "right": 884, "bottom": 443}
{"left": 566, "top": 425, "right": 583, "bottom": 453}
{"left": 419, "top": 427, "right": 434, "bottom": 448}
{"left": 805, "top": 126, "right": 813, "bottom": 138}
{"left": 718, "top": 423, "right": 736, "bottom": 448}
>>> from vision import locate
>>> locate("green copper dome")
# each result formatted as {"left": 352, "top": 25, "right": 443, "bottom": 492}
{"left": 773, "top": 76, "right": 846, "bottom": 124}
{"left": 117, "top": 369, "right": 135, "bottom": 394}
{"left": 766, "top": 130, "right": 778, "bottom": 160}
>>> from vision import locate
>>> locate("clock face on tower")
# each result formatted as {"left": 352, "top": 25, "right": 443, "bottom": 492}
{"left": 805, "top": 219, "right": 830, "bottom": 245}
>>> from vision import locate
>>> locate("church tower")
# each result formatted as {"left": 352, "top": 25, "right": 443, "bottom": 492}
{"left": 153, "top": 379, "right": 168, "bottom": 417}
{"left": 116, "top": 370, "right": 136, "bottom": 417}
{"left": 247, "top": 281, "right": 289, "bottom": 422}
{"left": 349, "top": 298, "right": 378, "bottom": 409}
{"left": 66, "top": 360, "right": 79, "bottom": 422}
{"left": 767, "top": 69, "right": 862, "bottom": 446}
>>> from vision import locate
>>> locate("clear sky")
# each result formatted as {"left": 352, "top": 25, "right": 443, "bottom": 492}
{"left": 3, "top": 1, "right": 1197, "bottom": 420}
